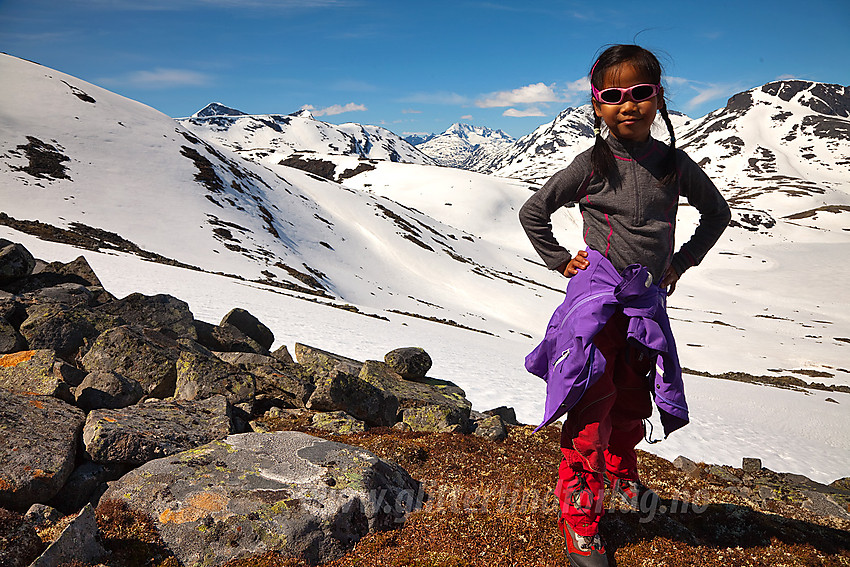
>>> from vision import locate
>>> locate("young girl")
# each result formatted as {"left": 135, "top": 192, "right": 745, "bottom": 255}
{"left": 519, "top": 45, "right": 730, "bottom": 567}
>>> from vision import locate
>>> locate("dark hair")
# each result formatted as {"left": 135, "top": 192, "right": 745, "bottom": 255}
{"left": 589, "top": 44, "right": 677, "bottom": 186}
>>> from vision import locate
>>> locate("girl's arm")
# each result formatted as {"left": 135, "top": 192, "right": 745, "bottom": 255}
{"left": 519, "top": 155, "right": 591, "bottom": 272}
{"left": 670, "top": 152, "right": 732, "bottom": 277}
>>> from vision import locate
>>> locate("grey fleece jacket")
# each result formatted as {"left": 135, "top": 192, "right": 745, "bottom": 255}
{"left": 519, "top": 135, "right": 731, "bottom": 283}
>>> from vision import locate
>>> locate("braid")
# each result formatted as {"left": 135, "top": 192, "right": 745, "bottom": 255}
{"left": 658, "top": 105, "right": 678, "bottom": 187}
{"left": 590, "top": 114, "right": 617, "bottom": 185}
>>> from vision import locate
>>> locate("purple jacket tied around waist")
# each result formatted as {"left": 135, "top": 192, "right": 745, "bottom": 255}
{"left": 526, "top": 249, "right": 688, "bottom": 437}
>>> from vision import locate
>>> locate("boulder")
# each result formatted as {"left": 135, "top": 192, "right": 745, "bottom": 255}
{"left": 472, "top": 414, "right": 508, "bottom": 442}
{"left": 358, "top": 360, "right": 470, "bottom": 414}
{"left": 295, "top": 343, "right": 363, "bottom": 379}
{"left": 484, "top": 406, "right": 520, "bottom": 426}
{"left": 195, "top": 320, "right": 268, "bottom": 354}
{"left": 220, "top": 307, "right": 274, "bottom": 351}
{"left": 174, "top": 350, "right": 257, "bottom": 404}
{"left": 97, "top": 292, "right": 197, "bottom": 339}
{"left": 22, "top": 283, "right": 94, "bottom": 307}
{"left": 101, "top": 431, "right": 422, "bottom": 565}
{"left": 402, "top": 404, "right": 470, "bottom": 433}
{"left": 74, "top": 370, "right": 145, "bottom": 411}
{"left": 81, "top": 325, "right": 180, "bottom": 398}
{"left": 306, "top": 369, "right": 399, "bottom": 427}
{"left": 0, "top": 508, "right": 44, "bottom": 567}
{"left": 49, "top": 255, "right": 103, "bottom": 288}
{"left": 0, "top": 242, "right": 36, "bottom": 285}
{"left": 312, "top": 411, "right": 367, "bottom": 434}
{"left": 83, "top": 395, "right": 232, "bottom": 466}
{"left": 23, "top": 503, "right": 63, "bottom": 529}
{"left": 0, "top": 316, "right": 26, "bottom": 354}
{"left": 272, "top": 344, "right": 294, "bottom": 364}
{"left": 19, "top": 303, "right": 121, "bottom": 359}
{"left": 384, "top": 347, "right": 432, "bottom": 380}
{"left": 29, "top": 504, "right": 107, "bottom": 567}
{"left": 0, "top": 350, "right": 74, "bottom": 401}
{"left": 0, "top": 390, "right": 85, "bottom": 511}
{"left": 215, "top": 352, "right": 314, "bottom": 408}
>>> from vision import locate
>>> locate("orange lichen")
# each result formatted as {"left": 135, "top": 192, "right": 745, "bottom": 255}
{"left": 0, "top": 350, "right": 36, "bottom": 367}
{"left": 159, "top": 491, "right": 230, "bottom": 525}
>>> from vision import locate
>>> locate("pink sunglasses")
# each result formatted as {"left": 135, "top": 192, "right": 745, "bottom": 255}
{"left": 592, "top": 83, "right": 661, "bottom": 105}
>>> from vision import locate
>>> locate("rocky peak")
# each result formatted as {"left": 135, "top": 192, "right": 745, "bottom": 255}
{"left": 290, "top": 108, "right": 315, "bottom": 119}
{"left": 192, "top": 102, "right": 247, "bottom": 118}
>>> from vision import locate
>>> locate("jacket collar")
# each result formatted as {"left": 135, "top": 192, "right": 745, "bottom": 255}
{"left": 605, "top": 134, "right": 658, "bottom": 160}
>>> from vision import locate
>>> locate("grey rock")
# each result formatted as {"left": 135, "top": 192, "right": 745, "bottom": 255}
{"left": 19, "top": 303, "right": 121, "bottom": 360}
{"left": 0, "top": 508, "right": 44, "bottom": 567}
{"left": 674, "top": 455, "right": 703, "bottom": 478}
{"left": 23, "top": 283, "right": 94, "bottom": 307}
{"left": 75, "top": 370, "right": 144, "bottom": 411}
{"left": 307, "top": 369, "right": 399, "bottom": 427}
{"left": 220, "top": 307, "right": 274, "bottom": 350}
{"left": 484, "top": 406, "right": 520, "bottom": 426}
{"left": 0, "top": 316, "right": 26, "bottom": 354}
{"left": 83, "top": 394, "right": 232, "bottom": 465}
{"left": 402, "top": 404, "right": 469, "bottom": 433}
{"left": 384, "top": 347, "right": 432, "bottom": 379}
{"left": 295, "top": 343, "right": 363, "bottom": 379}
{"left": 0, "top": 390, "right": 85, "bottom": 511}
{"left": 81, "top": 325, "right": 180, "bottom": 399}
{"left": 23, "top": 503, "right": 63, "bottom": 528}
{"left": 100, "top": 431, "right": 422, "bottom": 566}
{"left": 174, "top": 350, "right": 257, "bottom": 404}
{"left": 473, "top": 414, "right": 508, "bottom": 442}
{"left": 30, "top": 504, "right": 107, "bottom": 567}
{"left": 97, "top": 292, "right": 197, "bottom": 339}
{"left": 312, "top": 411, "right": 367, "bottom": 434}
{"left": 272, "top": 344, "right": 294, "bottom": 363}
{"left": 708, "top": 465, "right": 742, "bottom": 484}
{"left": 0, "top": 349, "right": 73, "bottom": 401}
{"left": 742, "top": 457, "right": 762, "bottom": 473}
{"left": 195, "top": 319, "right": 268, "bottom": 355}
{"left": 0, "top": 242, "right": 36, "bottom": 284}
{"left": 802, "top": 489, "right": 850, "bottom": 520}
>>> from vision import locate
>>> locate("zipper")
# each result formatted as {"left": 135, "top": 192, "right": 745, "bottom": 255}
{"left": 560, "top": 292, "right": 610, "bottom": 328}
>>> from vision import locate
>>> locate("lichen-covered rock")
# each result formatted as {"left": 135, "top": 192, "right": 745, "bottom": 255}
{"left": 19, "top": 303, "right": 121, "bottom": 359}
{"left": 195, "top": 319, "right": 268, "bottom": 355}
{"left": 81, "top": 325, "right": 180, "bottom": 398}
{"left": 83, "top": 394, "right": 232, "bottom": 465}
{"left": 306, "top": 369, "right": 399, "bottom": 427}
{"left": 272, "top": 344, "right": 294, "bottom": 364}
{"left": 484, "top": 406, "right": 520, "bottom": 426}
{"left": 216, "top": 352, "right": 314, "bottom": 408}
{"left": 0, "top": 349, "right": 73, "bottom": 401}
{"left": 97, "top": 293, "right": 197, "bottom": 339}
{"left": 23, "top": 503, "right": 63, "bottom": 528}
{"left": 295, "top": 343, "right": 363, "bottom": 379}
{"left": 29, "top": 504, "right": 107, "bottom": 567}
{"left": 74, "top": 370, "right": 144, "bottom": 411}
{"left": 358, "top": 360, "right": 471, "bottom": 422}
{"left": 0, "top": 507, "right": 45, "bottom": 567}
{"left": 47, "top": 460, "right": 130, "bottom": 514}
{"left": 174, "top": 350, "right": 257, "bottom": 404}
{"left": 0, "top": 241, "right": 36, "bottom": 285}
{"left": 472, "top": 414, "right": 508, "bottom": 442}
{"left": 312, "top": 411, "right": 367, "bottom": 434}
{"left": 0, "top": 316, "right": 25, "bottom": 354}
{"left": 402, "top": 404, "right": 470, "bottom": 433}
{"left": 384, "top": 347, "right": 432, "bottom": 380}
{"left": 0, "top": 390, "right": 85, "bottom": 511}
{"left": 22, "top": 283, "right": 94, "bottom": 307}
{"left": 100, "top": 431, "right": 422, "bottom": 566}
{"left": 220, "top": 307, "right": 274, "bottom": 351}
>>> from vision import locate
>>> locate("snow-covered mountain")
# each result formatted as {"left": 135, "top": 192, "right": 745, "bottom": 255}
{"left": 415, "top": 123, "right": 515, "bottom": 170}
{"left": 403, "top": 133, "right": 436, "bottom": 146}
{"left": 678, "top": 80, "right": 850, "bottom": 228}
{"left": 178, "top": 103, "right": 436, "bottom": 168}
{"left": 483, "top": 105, "right": 694, "bottom": 184}
{"left": 2, "top": 54, "right": 849, "bottom": 483}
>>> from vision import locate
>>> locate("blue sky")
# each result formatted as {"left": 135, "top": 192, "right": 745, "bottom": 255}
{"left": 2, "top": 0, "right": 848, "bottom": 138}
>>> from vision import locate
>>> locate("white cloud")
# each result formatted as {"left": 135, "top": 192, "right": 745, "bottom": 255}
{"left": 402, "top": 109, "right": 422, "bottom": 114}
{"left": 100, "top": 68, "right": 212, "bottom": 89}
{"left": 460, "top": 114, "right": 473, "bottom": 120}
{"left": 503, "top": 107, "right": 546, "bottom": 118}
{"left": 476, "top": 82, "right": 560, "bottom": 108}
{"left": 309, "top": 102, "right": 367, "bottom": 116}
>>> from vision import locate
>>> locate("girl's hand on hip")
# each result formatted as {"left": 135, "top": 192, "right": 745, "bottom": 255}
{"left": 562, "top": 250, "right": 590, "bottom": 277}
{"left": 661, "top": 265, "right": 679, "bottom": 295}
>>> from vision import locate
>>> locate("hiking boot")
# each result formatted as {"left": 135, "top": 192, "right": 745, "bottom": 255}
{"left": 612, "top": 476, "right": 660, "bottom": 514}
{"left": 558, "top": 517, "right": 609, "bottom": 567}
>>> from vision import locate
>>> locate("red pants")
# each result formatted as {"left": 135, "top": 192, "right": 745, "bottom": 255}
{"left": 555, "top": 311, "right": 653, "bottom": 536}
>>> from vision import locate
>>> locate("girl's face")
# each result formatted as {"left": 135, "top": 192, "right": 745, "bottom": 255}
{"left": 592, "top": 63, "right": 662, "bottom": 143}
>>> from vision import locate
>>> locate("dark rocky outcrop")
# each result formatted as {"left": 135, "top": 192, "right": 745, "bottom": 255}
{"left": 384, "top": 346, "right": 432, "bottom": 379}
{"left": 97, "top": 292, "right": 197, "bottom": 339}
{"left": 220, "top": 307, "right": 275, "bottom": 350}
{"left": 74, "top": 370, "right": 145, "bottom": 411}
{"left": 0, "top": 241, "right": 36, "bottom": 284}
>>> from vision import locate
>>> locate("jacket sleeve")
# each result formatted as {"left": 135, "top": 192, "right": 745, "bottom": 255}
{"left": 670, "top": 151, "right": 732, "bottom": 276}
{"left": 519, "top": 155, "right": 591, "bottom": 271}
